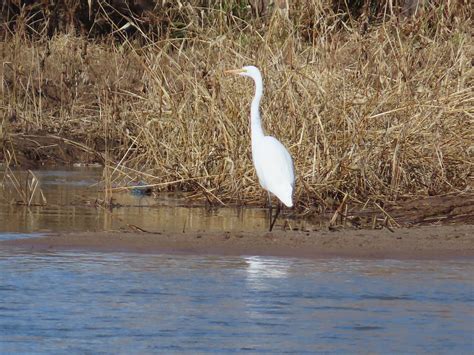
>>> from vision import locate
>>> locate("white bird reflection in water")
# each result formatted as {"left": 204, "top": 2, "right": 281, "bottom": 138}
{"left": 244, "top": 256, "right": 291, "bottom": 291}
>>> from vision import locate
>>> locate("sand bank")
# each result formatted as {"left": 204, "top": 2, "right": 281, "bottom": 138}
{"left": 1, "top": 224, "right": 473, "bottom": 259}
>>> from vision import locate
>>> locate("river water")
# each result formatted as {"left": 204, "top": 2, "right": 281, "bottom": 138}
{"left": 0, "top": 167, "right": 297, "bottom": 233}
{"left": 0, "top": 248, "right": 473, "bottom": 353}
{"left": 0, "top": 168, "right": 473, "bottom": 353}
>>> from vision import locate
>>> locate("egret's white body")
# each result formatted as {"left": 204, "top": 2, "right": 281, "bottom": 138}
{"left": 226, "top": 66, "right": 294, "bottom": 229}
{"left": 252, "top": 135, "right": 294, "bottom": 207}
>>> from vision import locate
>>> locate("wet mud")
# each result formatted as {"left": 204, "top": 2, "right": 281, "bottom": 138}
{"left": 1, "top": 168, "right": 472, "bottom": 259}
{"left": 2, "top": 224, "right": 473, "bottom": 259}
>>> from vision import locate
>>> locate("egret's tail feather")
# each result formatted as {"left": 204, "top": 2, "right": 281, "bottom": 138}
{"left": 273, "top": 187, "right": 293, "bottom": 208}
{"left": 281, "top": 198, "right": 293, "bottom": 208}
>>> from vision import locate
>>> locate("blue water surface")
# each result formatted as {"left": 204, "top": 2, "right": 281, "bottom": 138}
{"left": 0, "top": 244, "right": 473, "bottom": 354}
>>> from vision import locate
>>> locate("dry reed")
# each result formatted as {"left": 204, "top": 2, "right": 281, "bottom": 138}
{"left": 0, "top": 1, "right": 472, "bottom": 212}
{"left": 1, "top": 152, "right": 46, "bottom": 206}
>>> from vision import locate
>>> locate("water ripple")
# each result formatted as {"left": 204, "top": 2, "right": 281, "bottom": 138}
{"left": 0, "top": 248, "right": 472, "bottom": 353}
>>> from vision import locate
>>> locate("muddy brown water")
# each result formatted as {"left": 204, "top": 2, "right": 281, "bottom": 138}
{"left": 0, "top": 167, "right": 309, "bottom": 233}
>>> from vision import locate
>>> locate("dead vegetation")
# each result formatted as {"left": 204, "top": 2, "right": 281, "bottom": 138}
{"left": 1, "top": 1, "right": 472, "bottom": 214}
{"left": 1, "top": 151, "right": 47, "bottom": 206}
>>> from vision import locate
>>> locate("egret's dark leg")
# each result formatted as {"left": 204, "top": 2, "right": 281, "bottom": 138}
{"left": 269, "top": 202, "right": 281, "bottom": 232}
{"left": 267, "top": 192, "right": 273, "bottom": 231}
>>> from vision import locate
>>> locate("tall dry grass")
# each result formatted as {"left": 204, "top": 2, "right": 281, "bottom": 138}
{"left": 1, "top": 1, "right": 472, "bottom": 212}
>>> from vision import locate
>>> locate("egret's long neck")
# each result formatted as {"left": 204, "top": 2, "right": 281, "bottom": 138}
{"left": 250, "top": 75, "right": 265, "bottom": 143}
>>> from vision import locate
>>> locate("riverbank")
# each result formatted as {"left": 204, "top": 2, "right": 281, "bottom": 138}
{"left": 2, "top": 3, "right": 471, "bottom": 209}
{"left": 2, "top": 224, "right": 473, "bottom": 259}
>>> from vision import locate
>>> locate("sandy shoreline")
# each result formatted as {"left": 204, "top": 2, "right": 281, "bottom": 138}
{"left": 1, "top": 224, "right": 473, "bottom": 259}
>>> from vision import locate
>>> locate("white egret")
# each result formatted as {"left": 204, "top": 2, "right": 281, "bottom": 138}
{"left": 225, "top": 66, "right": 295, "bottom": 231}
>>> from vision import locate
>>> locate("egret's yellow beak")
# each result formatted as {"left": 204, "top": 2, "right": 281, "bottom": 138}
{"left": 224, "top": 68, "right": 245, "bottom": 75}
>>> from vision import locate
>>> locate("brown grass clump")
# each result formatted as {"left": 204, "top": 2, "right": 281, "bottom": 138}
{"left": 1, "top": 1, "right": 472, "bottom": 212}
